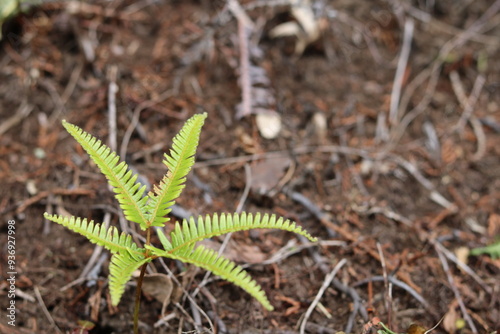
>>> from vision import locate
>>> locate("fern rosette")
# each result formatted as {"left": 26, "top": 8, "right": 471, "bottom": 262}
{"left": 45, "top": 113, "right": 317, "bottom": 332}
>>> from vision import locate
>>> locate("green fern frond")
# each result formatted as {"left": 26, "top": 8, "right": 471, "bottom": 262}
{"left": 146, "top": 113, "right": 207, "bottom": 227}
{"left": 147, "top": 244, "right": 274, "bottom": 310}
{"left": 109, "top": 252, "right": 150, "bottom": 306}
{"left": 166, "top": 212, "right": 317, "bottom": 254}
{"left": 43, "top": 213, "right": 144, "bottom": 256}
{"left": 62, "top": 121, "right": 149, "bottom": 228}
{"left": 146, "top": 212, "right": 317, "bottom": 311}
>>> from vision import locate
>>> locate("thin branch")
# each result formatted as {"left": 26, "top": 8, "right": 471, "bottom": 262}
{"left": 450, "top": 72, "right": 486, "bottom": 133}
{"left": 356, "top": 205, "right": 413, "bottom": 227}
{"left": 0, "top": 101, "right": 33, "bottom": 136}
{"left": 107, "top": 66, "right": 119, "bottom": 152}
{"left": 434, "top": 242, "right": 478, "bottom": 334}
{"left": 299, "top": 259, "right": 347, "bottom": 334}
{"left": 377, "top": 243, "right": 393, "bottom": 328}
{"left": 299, "top": 235, "right": 368, "bottom": 333}
{"left": 353, "top": 275, "right": 430, "bottom": 310}
{"left": 119, "top": 89, "right": 174, "bottom": 160}
{"left": 253, "top": 239, "right": 346, "bottom": 267}
{"left": 386, "top": 0, "right": 500, "bottom": 150}
{"left": 157, "top": 258, "right": 215, "bottom": 333}
{"left": 469, "top": 116, "right": 487, "bottom": 161}
{"left": 389, "top": 18, "right": 414, "bottom": 125}
{"left": 434, "top": 242, "right": 492, "bottom": 294}
{"left": 38, "top": 78, "right": 67, "bottom": 124}
{"left": 227, "top": 0, "right": 255, "bottom": 119}
{"left": 34, "top": 286, "right": 63, "bottom": 334}
{"left": 389, "top": 155, "right": 456, "bottom": 211}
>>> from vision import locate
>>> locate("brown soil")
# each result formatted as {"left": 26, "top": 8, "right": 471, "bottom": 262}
{"left": 1, "top": 1, "right": 499, "bottom": 333}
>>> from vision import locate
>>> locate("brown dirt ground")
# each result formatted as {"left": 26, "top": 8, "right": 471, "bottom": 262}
{"left": 0, "top": 1, "right": 499, "bottom": 333}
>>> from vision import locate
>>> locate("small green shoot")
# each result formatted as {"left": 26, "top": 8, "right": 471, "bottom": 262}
{"left": 44, "top": 113, "right": 317, "bottom": 333}
{"left": 470, "top": 240, "right": 500, "bottom": 259}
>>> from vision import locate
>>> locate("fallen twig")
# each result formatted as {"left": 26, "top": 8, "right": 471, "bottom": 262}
{"left": 450, "top": 71, "right": 486, "bottom": 133}
{"left": 119, "top": 89, "right": 174, "bottom": 160}
{"left": 433, "top": 241, "right": 478, "bottom": 334}
{"left": 16, "top": 188, "right": 94, "bottom": 214}
{"left": 389, "top": 18, "right": 414, "bottom": 125}
{"left": 299, "top": 258, "right": 347, "bottom": 334}
{"left": 38, "top": 78, "right": 67, "bottom": 123}
{"left": 227, "top": 0, "right": 254, "bottom": 119}
{"left": 0, "top": 101, "right": 33, "bottom": 136}
{"left": 298, "top": 235, "right": 368, "bottom": 333}
{"left": 388, "top": 155, "right": 456, "bottom": 211}
{"left": 251, "top": 239, "right": 346, "bottom": 267}
{"left": 387, "top": 0, "right": 500, "bottom": 151}
{"left": 405, "top": 4, "right": 500, "bottom": 46}
{"left": 34, "top": 286, "right": 63, "bottom": 334}
{"left": 469, "top": 117, "right": 487, "bottom": 161}
{"left": 353, "top": 275, "right": 431, "bottom": 310}
{"left": 434, "top": 242, "right": 492, "bottom": 294}
{"left": 353, "top": 204, "right": 413, "bottom": 227}
{"left": 107, "top": 65, "right": 119, "bottom": 152}
{"left": 157, "top": 258, "right": 214, "bottom": 333}
{"left": 377, "top": 243, "right": 393, "bottom": 328}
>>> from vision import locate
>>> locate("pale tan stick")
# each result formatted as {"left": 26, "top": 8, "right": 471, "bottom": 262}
{"left": 377, "top": 242, "right": 393, "bottom": 327}
{"left": 299, "top": 258, "right": 347, "bottom": 334}
{"left": 227, "top": 0, "right": 255, "bottom": 118}
{"left": 34, "top": 286, "right": 63, "bottom": 334}
{"left": 434, "top": 242, "right": 492, "bottom": 294}
{"left": 389, "top": 18, "right": 414, "bottom": 125}
{"left": 434, "top": 242, "right": 478, "bottom": 334}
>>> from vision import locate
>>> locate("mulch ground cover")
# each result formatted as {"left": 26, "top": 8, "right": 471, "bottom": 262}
{"left": 0, "top": 1, "right": 499, "bottom": 333}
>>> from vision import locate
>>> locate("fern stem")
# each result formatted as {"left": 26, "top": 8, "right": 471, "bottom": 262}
{"left": 133, "top": 228, "right": 151, "bottom": 334}
{"left": 133, "top": 262, "right": 148, "bottom": 334}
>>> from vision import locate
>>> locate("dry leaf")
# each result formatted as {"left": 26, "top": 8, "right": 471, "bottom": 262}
{"left": 200, "top": 239, "right": 268, "bottom": 264}
{"left": 250, "top": 157, "right": 291, "bottom": 194}
{"left": 141, "top": 273, "right": 173, "bottom": 315}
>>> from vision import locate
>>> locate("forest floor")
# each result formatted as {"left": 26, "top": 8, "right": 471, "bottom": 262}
{"left": 0, "top": 1, "right": 499, "bottom": 333}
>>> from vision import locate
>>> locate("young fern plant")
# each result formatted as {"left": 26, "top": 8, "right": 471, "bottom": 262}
{"left": 44, "top": 113, "right": 317, "bottom": 332}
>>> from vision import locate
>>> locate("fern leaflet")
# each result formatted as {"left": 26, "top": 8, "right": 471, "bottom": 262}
{"left": 44, "top": 213, "right": 144, "bottom": 256}
{"left": 109, "top": 252, "right": 150, "bottom": 306}
{"left": 62, "top": 121, "right": 149, "bottom": 228}
{"left": 146, "top": 113, "right": 206, "bottom": 227}
{"left": 163, "top": 212, "right": 317, "bottom": 254}
{"left": 147, "top": 244, "right": 274, "bottom": 310}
